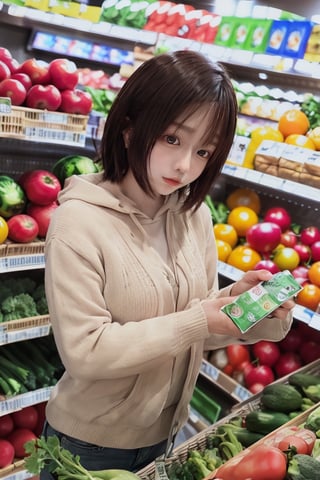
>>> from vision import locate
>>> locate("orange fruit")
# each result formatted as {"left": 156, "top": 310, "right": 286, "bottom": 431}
{"left": 226, "top": 188, "right": 261, "bottom": 215}
{"left": 278, "top": 109, "right": 310, "bottom": 138}
{"left": 284, "top": 134, "right": 316, "bottom": 150}
{"left": 296, "top": 283, "right": 320, "bottom": 312}
{"left": 227, "top": 245, "right": 262, "bottom": 272}
{"left": 216, "top": 239, "right": 232, "bottom": 262}
{"left": 213, "top": 223, "right": 238, "bottom": 248}
{"left": 308, "top": 261, "right": 320, "bottom": 287}
{"left": 227, "top": 206, "right": 259, "bottom": 237}
{"left": 307, "top": 126, "right": 320, "bottom": 150}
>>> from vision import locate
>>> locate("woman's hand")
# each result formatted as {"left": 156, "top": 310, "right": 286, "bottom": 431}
{"left": 230, "top": 269, "right": 273, "bottom": 297}
{"left": 202, "top": 269, "right": 296, "bottom": 337}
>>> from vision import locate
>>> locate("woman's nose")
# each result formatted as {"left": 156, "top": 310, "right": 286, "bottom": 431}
{"left": 174, "top": 151, "right": 192, "bottom": 172}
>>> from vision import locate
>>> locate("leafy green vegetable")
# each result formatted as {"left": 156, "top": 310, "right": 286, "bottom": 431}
{"left": 25, "top": 435, "right": 141, "bottom": 480}
{"left": 1, "top": 292, "right": 38, "bottom": 321}
{"left": 287, "top": 453, "right": 320, "bottom": 480}
{"left": 0, "top": 175, "right": 26, "bottom": 218}
{"left": 205, "top": 195, "right": 229, "bottom": 224}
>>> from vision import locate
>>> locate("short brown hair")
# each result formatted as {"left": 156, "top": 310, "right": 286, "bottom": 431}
{"left": 100, "top": 50, "right": 237, "bottom": 211}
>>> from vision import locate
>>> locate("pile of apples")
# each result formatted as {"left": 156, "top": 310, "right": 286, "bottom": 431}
{"left": 0, "top": 47, "right": 92, "bottom": 115}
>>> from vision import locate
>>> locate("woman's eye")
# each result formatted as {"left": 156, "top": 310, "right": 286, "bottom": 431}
{"left": 197, "top": 149, "right": 210, "bottom": 158}
{"left": 165, "top": 135, "right": 179, "bottom": 145}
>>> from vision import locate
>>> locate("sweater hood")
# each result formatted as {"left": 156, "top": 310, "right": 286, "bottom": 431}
{"left": 57, "top": 172, "right": 183, "bottom": 221}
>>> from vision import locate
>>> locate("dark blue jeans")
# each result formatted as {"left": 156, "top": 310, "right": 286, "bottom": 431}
{"left": 40, "top": 422, "right": 167, "bottom": 480}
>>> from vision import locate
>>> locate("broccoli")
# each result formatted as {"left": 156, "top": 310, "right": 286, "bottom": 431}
{"left": 32, "top": 283, "right": 46, "bottom": 301}
{"left": 287, "top": 453, "right": 320, "bottom": 480}
{"left": 0, "top": 175, "right": 26, "bottom": 218}
{"left": 2, "top": 293, "right": 38, "bottom": 321}
{"left": 36, "top": 296, "right": 49, "bottom": 315}
{"left": 0, "top": 283, "right": 11, "bottom": 303}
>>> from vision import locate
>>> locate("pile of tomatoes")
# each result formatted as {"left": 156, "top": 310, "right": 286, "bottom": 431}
{"left": 0, "top": 403, "right": 46, "bottom": 468}
{"left": 213, "top": 187, "right": 320, "bottom": 313}
{"left": 209, "top": 321, "right": 320, "bottom": 394}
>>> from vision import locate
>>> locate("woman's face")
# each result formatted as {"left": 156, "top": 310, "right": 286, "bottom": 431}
{"left": 147, "top": 106, "right": 216, "bottom": 198}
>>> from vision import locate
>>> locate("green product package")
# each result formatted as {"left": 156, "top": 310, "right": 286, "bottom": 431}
{"left": 214, "top": 16, "right": 237, "bottom": 47}
{"left": 229, "top": 17, "right": 252, "bottom": 50}
{"left": 245, "top": 19, "right": 273, "bottom": 53}
{"left": 221, "top": 270, "right": 302, "bottom": 333}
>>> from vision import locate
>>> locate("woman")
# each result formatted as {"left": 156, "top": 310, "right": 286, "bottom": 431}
{"left": 43, "top": 50, "right": 294, "bottom": 475}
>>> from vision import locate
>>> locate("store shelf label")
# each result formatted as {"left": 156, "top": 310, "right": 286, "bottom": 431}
{"left": 0, "top": 97, "right": 11, "bottom": 114}
{"left": 0, "top": 387, "right": 52, "bottom": 415}
{"left": 233, "top": 384, "right": 252, "bottom": 401}
{"left": 200, "top": 360, "right": 219, "bottom": 381}
{"left": 0, "top": 254, "right": 45, "bottom": 273}
{"left": 2, "top": 470, "right": 34, "bottom": 480}
{"left": 1, "top": 325, "right": 51, "bottom": 345}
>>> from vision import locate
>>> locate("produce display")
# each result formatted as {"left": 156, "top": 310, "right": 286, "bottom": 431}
{"left": 0, "top": 403, "right": 46, "bottom": 467}
{"left": 0, "top": 275, "right": 48, "bottom": 322}
{"left": 206, "top": 187, "right": 320, "bottom": 313}
{"left": 209, "top": 322, "right": 320, "bottom": 393}
{"left": 0, "top": 47, "right": 92, "bottom": 114}
{"left": 0, "top": 335, "right": 63, "bottom": 397}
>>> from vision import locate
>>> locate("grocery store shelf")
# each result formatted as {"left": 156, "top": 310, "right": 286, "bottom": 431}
{"left": 0, "top": 386, "right": 52, "bottom": 415}
{"left": 0, "top": 4, "right": 157, "bottom": 49}
{"left": 221, "top": 164, "right": 320, "bottom": 205}
{"left": 0, "top": 315, "right": 50, "bottom": 345}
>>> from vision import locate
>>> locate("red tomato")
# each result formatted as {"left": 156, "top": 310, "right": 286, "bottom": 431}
{"left": 281, "top": 230, "right": 297, "bottom": 248}
{"left": 278, "top": 434, "right": 309, "bottom": 454}
{"left": 226, "top": 344, "right": 250, "bottom": 368}
{"left": 278, "top": 328, "right": 302, "bottom": 352}
{"left": 300, "top": 340, "right": 320, "bottom": 364}
{"left": 7, "top": 214, "right": 39, "bottom": 243}
{"left": 244, "top": 364, "right": 275, "bottom": 388}
{"left": 249, "top": 382, "right": 265, "bottom": 394}
{"left": 293, "top": 428, "right": 317, "bottom": 454}
{"left": 12, "top": 406, "right": 38, "bottom": 431}
{"left": 7, "top": 428, "right": 37, "bottom": 458}
{"left": 0, "top": 414, "right": 14, "bottom": 437}
{"left": 264, "top": 207, "right": 291, "bottom": 232}
{"left": 246, "top": 222, "right": 282, "bottom": 253}
{"left": 0, "top": 439, "right": 15, "bottom": 468}
{"left": 233, "top": 445, "right": 287, "bottom": 480}
{"left": 274, "top": 352, "right": 302, "bottom": 378}
{"left": 300, "top": 226, "right": 320, "bottom": 246}
{"left": 252, "top": 340, "right": 281, "bottom": 367}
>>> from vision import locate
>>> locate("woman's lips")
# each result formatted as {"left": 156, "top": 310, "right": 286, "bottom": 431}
{"left": 163, "top": 177, "right": 182, "bottom": 187}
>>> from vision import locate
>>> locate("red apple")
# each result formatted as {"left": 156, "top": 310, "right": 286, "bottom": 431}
{"left": 19, "top": 169, "right": 61, "bottom": 205}
{"left": 25, "top": 84, "right": 61, "bottom": 111}
{"left": 294, "top": 243, "right": 311, "bottom": 264}
{"left": 10, "top": 72, "right": 32, "bottom": 91}
{"left": 0, "top": 78, "right": 27, "bottom": 106}
{"left": 0, "top": 47, "right": 12, "bottom": 62}
{"left": 0, "top": 60, "right": 11, "bottom": 82}
{"left": 27, "top": 201, "right": 58, "bottom": 238}
{"left": 7, "top": 214, "right": 39, "bottom": 243}
{"left": 59, "top": 88, "right": 92, "bottom": 115}
{"left": 300, "top": 226, "right": 320, "bottom": 246}
{"left": 49, "top": 58, "right": 79, "bottom": 90}
{"left": 17, "top": 58, "right": 50, "bottom": 85}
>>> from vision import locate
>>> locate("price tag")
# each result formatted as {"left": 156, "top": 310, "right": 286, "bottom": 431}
{"left": 200, "top": 360, "right": 219, "bottom": 381}
{"left": 0, "top": 387, "right": 52, "bottom": 415}
{"left": 0, "top": 97, "right": 11, "bottom": 113}
{"left": 90, "top": 21, "right": 112, "bottom": 35}
{"left": 2, "top": 470, "right": 34, "bottom": 480}
{"left": 229, "top": 49, "right": 253, "bottom": 65}
{"left": 110, "top": 25, "right": 138, "bottom": 41}
{"left": 200, "top": 43, "right": 225, "bottom": 60}
{"left": 0, "top": 254, "right": 45, "bottom": 273}
{"left": 218, "top": 261, "right": 243, "bottom": 281}
{"left": 138, "top": 30, "right": 158, "bottom": 45}
{"left": 260, "top": 174, "right": 284, "bottom": 190}
{"left": 3, "top": 325, "right": 51, "bottom": 345}
{"left": 155, "top": 459, "right": 170, "bottom": 480}
{"left": 245, "top": 169, "right": 263, "bottom": 183}
{"left": 233, "top": 384, "right": 252, "bottom": 401}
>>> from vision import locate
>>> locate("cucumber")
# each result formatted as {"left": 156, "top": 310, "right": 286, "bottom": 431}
{"left": 245, "top": 410, "right": 290, "bottom": 435}
{"left": 288, "top": 372, "right": 320, "bottom": 388}
{"left": 52, "top": 155, "right": 100, "bottom": 186}
{"left": 261, "top": 383, "right": 303, "bottom": 412}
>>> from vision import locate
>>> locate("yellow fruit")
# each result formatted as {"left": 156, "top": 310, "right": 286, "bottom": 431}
{"left": 213, "top": 223, "right": 238, "bottom": 248}
{"left": 250, "top": 126, "right": 284, "bottom": 144}
{"left": 216, "top": 239, "right": 232, "bottom": 262}
{"left": 226, "top": 188, "right": 261, "bottom": 214}
{"left": 285, "top": 134, "right": 316, "bottom": 150}
{"left": 227, "top": 206, "right": 259, "bottom": 237}
{"left": 307, "top": 126, "right": 320, "bottom": 150}
{"left": 0, "top": 216, "right": 9, "bottom": 244}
